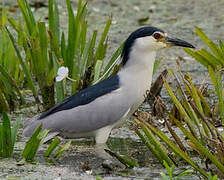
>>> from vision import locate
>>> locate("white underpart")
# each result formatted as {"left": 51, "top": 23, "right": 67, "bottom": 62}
{"left": 92, "top": 36, "right": 167, "bottom": 143}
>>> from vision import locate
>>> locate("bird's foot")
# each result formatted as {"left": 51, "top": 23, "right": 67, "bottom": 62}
{"left": 93, "top": 144, "right": 125, "bottom": 171}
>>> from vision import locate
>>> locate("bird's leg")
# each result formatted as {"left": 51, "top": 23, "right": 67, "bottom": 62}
{"left": 93, "top": 143, "right": 110, "bottom": 159}
{"left": 94, "top": 125, "right": 113, "bottom": 144}
{"left": 93, "top": 143, "right": 125, "bottom": 170}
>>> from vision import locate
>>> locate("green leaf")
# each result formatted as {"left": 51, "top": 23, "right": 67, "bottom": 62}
{"left": 44, "top": 137, "right": 60, "bottom": 157}
{"left": 94, "top": 18, "right": 111, "bottom": 62}
{"left": 1, "top": 112, "right": 13, "bottom": 157}
{"left": 135, "top": 128, "right": 164, "bottom": 164}
{"left": 184, "top": 73, "right": 211, "bottom": 138}
{"left": 153, "top": 59, "right": 161, "bottom": 75}
{"left": 104, "top": 149, "right": 137, "bottom": 168}
{"left": 102, "top": 43, "right": 124, "bottom": 79}
{"left": 174, "top": 118, "right": 224, "bottom": 174}
{"left": 5, "top": 27, "right": 39, "bottom": 103}
{"left": 11, "top": 115, "right": 22, "bottom": 146}
{"left": 138, "top": 118, "right": 208, "bottom": 178}
{"left": 195, "top": 27, "right": 224, "bottom": 66}
{"left": 208, "top": 66, "right": 224, "bottom": 122}
{"left": 135, "top": 118, "right": 174, "bottom": 166}
{"left": 163, "top": 77, "right": 198, "bottom": 138}
{"left": 54, "top": 140, "right": 71, "bottom": 159}
{"left": 17, "top": 0, "right": 36, "bottom": 35}
{"left": 160, "top": 172, "right": 169, "bottom": 180}
{"left": 49, "top": 0, "right": 60, "bottom": 43}
{"left": 80, "top": 30, "right": 97, "bottom": 76}
{"left": 61, "top": 32, "right": 66, "bottom": 61}
{"left": 0, "top": 90, "right": 9, "bottom": 112}
{"left": 86, "top": 30, "right": 97, "bottom": 68}
{"left": 1, "top": 6, "right": 7, "bottom": 27}
{"left": 0, "top": 64, "right": 25, "bottom": 104}
{"left": 38, "top": 22, "right": 48, "bottom": 77}
{"left": 184, "top": 48, "right": 211, "bottom": 68}
{"left": 198, "top": 49, "right": 220, "bottom": 67}
{"left": 22, "top": 124, "right": 49, "bottom": 161}
{"left": 176, "top": 169, "right": 193, "bottom": 180}
{"left": 65, "top": 0, "right": 76, "bottom": 70}
{"left": 163, "top": 160, "right": 172, "bottom": 179}
{"left": 93, "top": 60, "right": 103, "bottom": 83}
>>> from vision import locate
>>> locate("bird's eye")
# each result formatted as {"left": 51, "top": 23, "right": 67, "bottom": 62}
{"left": 153, "top": 33, "right": 161, "bottom": 39}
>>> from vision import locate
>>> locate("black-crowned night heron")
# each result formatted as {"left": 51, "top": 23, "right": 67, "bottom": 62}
{"left": 24, "top": 26, "right": 194, "bottom": 144}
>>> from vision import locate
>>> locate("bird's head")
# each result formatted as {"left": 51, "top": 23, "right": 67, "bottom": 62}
{"left": 121, "top": 26, "right": 195, "bottom": 66}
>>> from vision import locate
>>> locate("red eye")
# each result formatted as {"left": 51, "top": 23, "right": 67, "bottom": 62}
{"left": 153, "top": 33, "right": 161, "bottom": 39}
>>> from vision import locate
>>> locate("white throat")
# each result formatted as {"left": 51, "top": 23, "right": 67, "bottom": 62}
{"left": 118, "top": 49, "right": 156, "bottom": 102}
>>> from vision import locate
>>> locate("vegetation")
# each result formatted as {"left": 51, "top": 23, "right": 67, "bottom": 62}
{"left": 160, "top": 160, "right": 193, "bottom": 180}
{"left": 135, "top": 28, "right": 224, "bottom": 179}
{"left": 185, "top": 27, "right": 224, "bottom": 123}
{"left": 0, "top": 112, "right": 21, "bottom": 157}
{"left": 0, "top": 0, "right": 119, "bottom": 164}
{"left": 0, "top": 0, "right": 122, "bottom": 111}
{"left": 0, "top": 112, "right": 70, "bottom": 162}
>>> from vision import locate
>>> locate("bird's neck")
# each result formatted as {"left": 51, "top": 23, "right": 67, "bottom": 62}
{"left": 118, "top": 50, "right": 156, "bottom": 95}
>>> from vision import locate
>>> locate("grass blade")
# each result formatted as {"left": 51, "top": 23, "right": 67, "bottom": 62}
{"left": 195, "top": 27, "right": 224, "bottom": 63}
{"left": 5, "top": 27, "right": 39, "bottom": 103}
{"left": 208, "top": 66, "right": 224, "bottom": 122}
{"left": 163, "top": 77, "right": 198, "bottom": 138}
{"left": 184, "top": 48, "right": 211, "bottom": 68}
{"left": 22, "top": 124, "right": 49, "bottom": 161}
{"left": 38, "top": 22, "right": 48, "bottom": 78}
{"left": 135, "top": 128, "right": 165, "bottom": 165}
{"left": 135, "top": 118, "right": 174, "bottom": 166}
{"left": 11, "top": 115, "right": 22, "bottom": 146}
{"left": 176, "top": 169, "right": 193, "bottom": 179}
{"left": 0, "top": 124, "right": 2, "bottom": 156}
{"left": 1, "top": 112, "right": 13, "bottom": 157}
{"left": 94, "top": 18, "right": 111, "bottom": 62}
{"left": 93, "top": 60, "right": 103, "bottom": 83}
{"left": 54, "top": 140, "right": 71, "bottom": 159}
{"left": 102, "top": 43, "right": 123, "bottom": 77}
{"left": 0, "top": 64, "right": 25, "bottom": 104}
{"left": 44, "top": 136, "right": 60, "bottom": 157}
{"left": 142, "top": 119, "right": 208, "bottom": 178}
{"left": 174, "top": 118, "right": 224, "bottom": 174}
{"left": 104, "top": 149, "right": 137, "bottom": 168}
{"left": 17, "top": 0, "right": 36, "bottom": 35}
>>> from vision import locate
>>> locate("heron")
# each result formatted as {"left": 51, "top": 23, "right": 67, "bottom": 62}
{"left": 23, "top": 26, "right": 194, "bottom": 144}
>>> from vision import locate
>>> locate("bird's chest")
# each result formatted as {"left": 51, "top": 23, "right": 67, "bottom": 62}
{"left": 122, "top": 77, "right": 151, "bottom": 115}
{"left": 126, "top": 74, "right": 151, "bottom": 101}
{"left": 118, "top": 65, "right": 154, "bottom": 117}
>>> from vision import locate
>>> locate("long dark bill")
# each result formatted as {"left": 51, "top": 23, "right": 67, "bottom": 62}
{"left": 165, "top": 36, "right": 195, "bottom": 48}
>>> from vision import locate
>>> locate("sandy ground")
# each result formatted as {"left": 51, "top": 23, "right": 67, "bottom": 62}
{"left": 0, "top": 0, "right": 224, "bottom": 179}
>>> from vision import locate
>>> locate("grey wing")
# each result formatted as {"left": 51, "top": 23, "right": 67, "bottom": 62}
{"left": 24, "top": 88, "right": 130, "bottom": 136}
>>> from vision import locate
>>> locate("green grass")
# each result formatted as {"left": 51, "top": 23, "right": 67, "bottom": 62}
{"left": 0, "top": 112, "right": 21, "bottom": 157}
{"left": 0, "top": 0, "right": 122, "bottom": 111}
{"left": 160, "top": 160, "right": 193, "bottom": 180}
{"left": 185, "top": 27, "right": 224, "bottom": 122}
{"left": 0, "top": 111, "right": 70, "bottom": 162}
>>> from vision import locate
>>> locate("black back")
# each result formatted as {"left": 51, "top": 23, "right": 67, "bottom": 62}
{"left": 121, "top": 26, "right": 164, "bottom": 66}
{"left": 39, "top": 75, "right": 120, "bottom": 119}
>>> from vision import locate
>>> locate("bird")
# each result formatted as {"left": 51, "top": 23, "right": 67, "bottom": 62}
{"left": 23, "top": 26, "right": 195, "bottom": 144}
